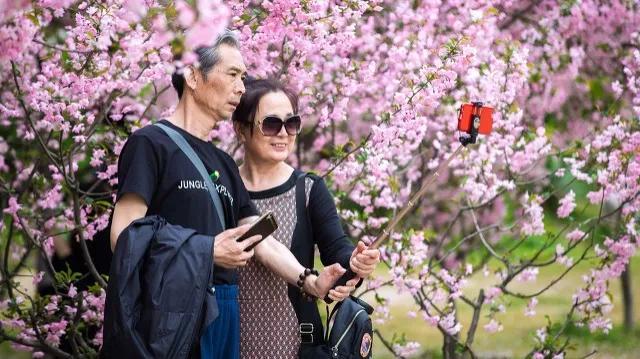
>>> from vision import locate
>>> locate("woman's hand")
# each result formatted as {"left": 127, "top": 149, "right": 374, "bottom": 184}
{"left": 304, "top": 263, "right": 345, "bottom": 298}
{"left": 326, "top": 277, "right": 360, "bottom": 302}
{"left": 350, "top": 241, "right": 380, "bottom": 278}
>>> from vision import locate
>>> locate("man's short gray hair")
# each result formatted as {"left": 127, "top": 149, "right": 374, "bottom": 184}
{"left": 171, "top": 29, "right": 241, "bottom": 99}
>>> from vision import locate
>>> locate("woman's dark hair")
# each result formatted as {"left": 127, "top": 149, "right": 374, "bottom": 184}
{"left": 232, "top": 77, "right": 299, "bottom": 133}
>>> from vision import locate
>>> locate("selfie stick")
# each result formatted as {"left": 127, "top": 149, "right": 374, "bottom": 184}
{"left": 368, "top": 144, "right": 466, "bottom": 249}
{"left": 324, "top": 103, "right": 487, "bottom": 303}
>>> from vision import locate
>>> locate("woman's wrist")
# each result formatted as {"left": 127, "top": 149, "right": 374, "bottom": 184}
{"left": 297, "top": 268, "right": 319, "bottom": 299}
{"left": 303, "top": 275, "right": 320, "bottom": 297}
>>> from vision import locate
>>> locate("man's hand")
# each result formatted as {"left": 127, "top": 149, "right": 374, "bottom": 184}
{"left": 350, "top": 241, "right": 380, "bottom": 278}
{"left": 213, "top": 224, "right": 262, "bottom": 268}
{"left": 303, "top": 263, "right": 345, "bottom": 298}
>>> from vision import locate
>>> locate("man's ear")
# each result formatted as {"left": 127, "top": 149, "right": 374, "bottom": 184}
{"left": 183, "top": 65, "right": 198, "bottom": 91}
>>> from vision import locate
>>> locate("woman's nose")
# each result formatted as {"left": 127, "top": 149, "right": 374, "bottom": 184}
{"left": 277, "top": 123, "right": 288, "bottom": 137}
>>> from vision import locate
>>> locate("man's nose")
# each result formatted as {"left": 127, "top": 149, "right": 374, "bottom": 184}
{"left": 235, "top": 79, "right": 245, "bottom": 95}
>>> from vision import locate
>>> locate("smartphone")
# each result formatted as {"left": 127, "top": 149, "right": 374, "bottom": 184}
{"left": 236, "top": 211, "right": 278, "bottom": 251}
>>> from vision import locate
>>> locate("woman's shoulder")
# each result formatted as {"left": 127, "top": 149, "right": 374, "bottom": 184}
{"left": 248, "top": 170, "right": 298, "bottom": 200}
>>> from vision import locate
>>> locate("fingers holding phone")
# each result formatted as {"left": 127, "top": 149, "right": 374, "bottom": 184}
{"left": 237, "top": 234, "right": 263, "bottom": 253}
{"left": 213, "top": 224, "right": 260, "bottom": 268}
{"left": 213, "top": 212, "right": 278, "bottom": 268}
{"left": 235, "top": 212, "right": 278, "bottom": 252}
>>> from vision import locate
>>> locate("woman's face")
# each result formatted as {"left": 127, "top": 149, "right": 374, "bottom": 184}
{"left": 242, "top": 91, "right": 297, "bottom": 165}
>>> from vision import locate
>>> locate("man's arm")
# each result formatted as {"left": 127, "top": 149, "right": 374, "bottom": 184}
{"left": 110, "top": 193, "right": 148, "bottom": 251}
{"left": 110, "top": 195, "right": 261, "bottom": 269}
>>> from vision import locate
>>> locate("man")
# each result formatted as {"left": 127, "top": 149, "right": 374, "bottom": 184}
{"left": 109, "top": 30, "right": 360, "bottom": 359}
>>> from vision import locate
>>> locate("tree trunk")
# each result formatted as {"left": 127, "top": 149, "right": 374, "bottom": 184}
{"left": 443, "top": 301, "right": 462, "bottom": 359}
{"left": 443, "top": 334, "right": 459, "bottom": 359}
{"left": 621, "top": 262, "right": 633, "bottom": 331}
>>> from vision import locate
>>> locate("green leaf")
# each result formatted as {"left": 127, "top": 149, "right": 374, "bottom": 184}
{"left": 26, "top": 11, "right": 40, "bottom": 26}
{"left": 138, "top": 83, "right": 154, "bottom": 99}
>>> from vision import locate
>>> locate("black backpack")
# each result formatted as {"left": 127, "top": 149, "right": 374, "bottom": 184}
{"left": 294, "top": 172, "right": 375, "bottom": 359}
{"left": 324, "top": 295, "right": 374, "bottom": 358}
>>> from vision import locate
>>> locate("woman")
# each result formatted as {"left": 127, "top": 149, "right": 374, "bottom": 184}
{"left": 232, "top": 78, "right": 380, "bottom": 358}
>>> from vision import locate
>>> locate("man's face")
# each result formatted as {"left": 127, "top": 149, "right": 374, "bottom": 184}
{"left": 192, "top": 44, "right": 247, "bottom": 121}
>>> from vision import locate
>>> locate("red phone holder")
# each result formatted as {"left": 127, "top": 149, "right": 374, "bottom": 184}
{"left": 457, "top": 102, "right": 493, "bottom": 146}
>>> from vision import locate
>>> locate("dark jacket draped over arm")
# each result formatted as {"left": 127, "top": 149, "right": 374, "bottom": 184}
{"left": 102, "top": 215, "right": 216, "bottom": 359}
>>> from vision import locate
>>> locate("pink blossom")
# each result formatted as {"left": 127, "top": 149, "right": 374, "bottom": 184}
{"left": 68, "top": 284, "right": 77, "bottom": 297}
{"left": 522, "top": 194, "right": 545, "bottom": 236}
{"left": 32, "top": 271, "right": 44, "bottom": 286}
{"left": 588, "top": 317, "right": 612, "bottom": 333}
{"left": 525, "top": 298, "right": 538, "bottom": 317}
{"left": 439, "top": 312, "right": 462, "bottom": 335}
{"left": 485, "top": 287, "right": 502, "bottom": 303}
{"left": 393, "top": 342, "right": 420, "bottom": 357}
{"left": 483, "top": 319, "right": 503, "bottom": 333}
{"left": 90, "top": 148, "right": 106, "bottom": 168}
{"left": 557, "top": 190, "right": 576, "bottom": 218}
{"left": 517, "top": 267, "right": 539, "bottom": 282}
{"left": 3, "top": 197, "right": 21, "bottom": 215}
{"left": 567, "top": 229, "right": 586, "bottom": 242}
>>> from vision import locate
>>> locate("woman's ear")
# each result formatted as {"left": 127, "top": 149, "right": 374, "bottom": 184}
{"left": 233, "top": 122, "right": 246, "bottom": 144}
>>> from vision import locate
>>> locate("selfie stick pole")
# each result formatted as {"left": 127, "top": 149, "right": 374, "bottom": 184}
{"left": 369, "top": 143, "right": 466, "bottom": 249}
{"left": 323, "top": 143, "right": 467, "bottom": 303}
{"left": 370, "top": 102, "right": 485, "bottom": 249}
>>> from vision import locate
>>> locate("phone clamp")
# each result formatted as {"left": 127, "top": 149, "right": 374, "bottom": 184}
{"left": 459, "top": 101, "right": 483, "bottom": 147}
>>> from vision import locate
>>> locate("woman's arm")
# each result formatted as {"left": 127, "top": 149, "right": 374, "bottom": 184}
{"left": 239, "top": 216, "right": 356, "bottom": 300}
{"left": 308, "top": 178, "right": 380, "bottom": 278}
{"left": 308, "top": 178, "right": 357, "bottom": 268}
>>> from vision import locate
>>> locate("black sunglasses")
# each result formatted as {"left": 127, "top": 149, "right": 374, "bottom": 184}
{"left": 258, "top": 115, "right": 302, "bottom": 136}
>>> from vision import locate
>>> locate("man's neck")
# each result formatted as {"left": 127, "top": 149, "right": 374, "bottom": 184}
{"left": 167, "top": 96, "right": 220, "bottom": 141}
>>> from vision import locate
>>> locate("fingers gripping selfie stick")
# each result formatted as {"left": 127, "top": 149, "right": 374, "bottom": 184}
{"left": 324, "top": 102, "right": 493, "bottom": 303}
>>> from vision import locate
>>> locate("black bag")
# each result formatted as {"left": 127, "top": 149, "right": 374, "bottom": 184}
{"left": 294, "top": 171, "right": 375, "bottom": 358}
{"left": 324, "top": 295, "right": 374, "bottom": 358}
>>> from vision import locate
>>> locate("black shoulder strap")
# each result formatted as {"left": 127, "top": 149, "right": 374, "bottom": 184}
{"left": 295, "top": 171, "right": 312, "bottom": 235}
{"left": 325, "top": 299, "right": 343, "bottom": 342}
{"left": 155, "top": 123, "right": 226, "bottom": 230}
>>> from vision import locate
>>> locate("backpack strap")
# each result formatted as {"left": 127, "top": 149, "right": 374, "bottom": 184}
{"left": 295, "top": 171, "right": 312, "bottom": 236}
{"left": 324, "top": 299, "right": 343, "bottom": 342}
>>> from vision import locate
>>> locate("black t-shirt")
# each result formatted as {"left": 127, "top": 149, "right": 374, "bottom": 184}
{"left": 116, "top": 119, "right": 258, "bottom": 284}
